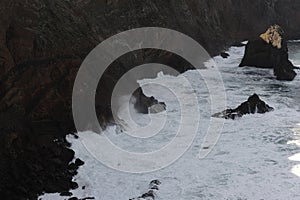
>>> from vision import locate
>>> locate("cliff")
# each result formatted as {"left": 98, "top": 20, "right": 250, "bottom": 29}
{"left": 1, "top": 0, "right": 300, "bottom": 134}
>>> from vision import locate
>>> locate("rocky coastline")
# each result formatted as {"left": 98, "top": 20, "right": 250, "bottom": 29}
{"left": 1, "top": 0, "right": 300, "bottom": 199}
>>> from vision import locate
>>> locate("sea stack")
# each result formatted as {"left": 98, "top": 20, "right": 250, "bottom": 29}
{"left": 212, "top": 94, "right": 274, "bottom": 119}
{"left": 239, "top": 25, "right": 297, "bottom": 81}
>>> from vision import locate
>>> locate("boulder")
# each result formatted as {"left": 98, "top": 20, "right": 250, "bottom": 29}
{"left": 220, "top": 52, "right": 230, "bottom": 58}
{"left": 239, "top": 25, "right": 297, "bottom": 81}
{"left": 213, "top": 94, "right": 274, "bottom": 119}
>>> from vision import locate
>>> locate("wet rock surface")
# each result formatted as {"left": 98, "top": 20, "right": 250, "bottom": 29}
{"left": 220, "top": 52, "right": 230, "bottom": 59}
{"left": 213, "top": 94, "right": 274, "bottom": 119}
{"left": 129, "top": 180, "right": 161, "bottom": 200}
{"left": 133, "top": 88, "right": 166, "bottom": 114}
{"left": 0, "top": 120, "right": 82, "bottom": 200}
{"left": 239, "top": 25, "right": 297, "bottom": 81}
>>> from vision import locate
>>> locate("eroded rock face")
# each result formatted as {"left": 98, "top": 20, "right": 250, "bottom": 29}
{"left": 133, "top": 88, "right": 166, "bottom": 114}
{"left": 213, "top": 94, "right": 274, "bottom": 119}
{"left": 1, "top": 1, "right": 300, "bottom": 134}
{"left": 239, "top": 25, "right": 297, "bottom": 81}
{"left": 260, "top": 25, "right": 283, "bottom": 49}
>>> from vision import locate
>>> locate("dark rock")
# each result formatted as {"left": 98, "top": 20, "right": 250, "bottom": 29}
{"left": 141, "top": 190, "right": 155, "bottom": 199}
{"left": 1, "top": 0, "right": 300, "bottom": 135}
{"left": 60, "top": 191, "right": 73, "bottom": 196}
{"left": 0, "top": 117, "right": 83, "bottom": 200}
{"left": 150, "top": 185, "right": 159, "bottom": 190}
{"left": 231, "top": 42, "right": 246, "bottom": 47}
{"left": 239, "top": 25, "right": 297, "bottom": 81}
{"left": 61, "top": 148, "right": 75, "bottom": 164}
{"left": 75, "top": 158, "right": 85, "bottom": 166}
{"left": 294, "top": 66, "right": 300, "bottom": 70}
{"left": 130, "top": 180, "right": 161, "bottom": 199}
{"left": 68, "top": 163, "right": 79, "bottom": 171}
{"left": 150, "top": 180, "right": 161, "bottom": 186}
{"left": 70, "top": 182, "right": 79, "bottom": 190}
{"left": 133, "top": 88, "right": 166, "bottom": 114}
{"left": 68, "top": 198, "right": 78, "bottom": 200}
{"left": 274, "top": 59, "right": 297, "bottom": 81}
{"left": 213, "top": 94, "right": 274, "bottom": 119}
{"left": 220, "top": 52, "right": 230, "bottom": 58}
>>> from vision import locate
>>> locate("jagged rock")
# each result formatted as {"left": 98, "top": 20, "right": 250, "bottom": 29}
{"left": 60, "top": 191, "right": 73, "bottom": 196}
{"left": 133, "top": 88, "right": 166, "bottom": 114}
{"left": 129, "top": 180, "right": 161, "bottom": 200}
{"left": 75, "top": 158, "right": 85, "bottom": 166}
{"left": 68, "top": 198, "right": 78, "bottom": 200}
{"left": 239, "top": 25, "right": 297, "bottom": 81}
{"left": 1, "top": 1, "right": 300, "bottom": 136}
{"left": 212, "top": 94, "right": 274, "bottom": 119}
{"left": 260, "top": 24, "right": 283, "bottom": 49}
{"left": 220, "top": 52, "right": 230, "bottom": 58}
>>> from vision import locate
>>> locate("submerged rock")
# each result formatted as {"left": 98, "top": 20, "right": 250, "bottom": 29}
{"left": 129, "top": 180, "right": 161, "bottom": 200}
{"left": 213, "top": 94, "right": 274, "bottom": 119}
{"left": 239, "top": 25, "right": 297, "bottom": 81}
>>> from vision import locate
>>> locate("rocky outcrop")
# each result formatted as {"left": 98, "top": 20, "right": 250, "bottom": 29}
{"left": 133, "top": 88, "right": 166, "bottom": 114}
{"left": 1, "top": 1, "right": 300, "bottom": 134}
{"left": 129, "top": 180, "right": 161, "bottom": 200}
{"left": 1, "top": 0, "right": 300, "bottom": 199}
{"left": 239, "top": 25, "right": 297, "bottom": 81}
{"left": 213, "top": 94, "right": 274, "bottom": 119}
{"left": 260, "top": 25, "right": 283, "bottom": 49}
{"left": 220, "top": 52, "right": 230, "bottom": 59}
{"left": 0, "top": 117, "right": 84, "bottom": 200}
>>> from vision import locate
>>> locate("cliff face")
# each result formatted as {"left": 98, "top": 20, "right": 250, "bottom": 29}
{"left": 1, "top": 1, "right": 300, "bottom": 198}
{"left": 1, "top": 0, "right": 300, "bottom": 134}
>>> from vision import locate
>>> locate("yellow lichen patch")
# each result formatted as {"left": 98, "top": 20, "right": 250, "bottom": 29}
{"left": 260, "top": 25, "right": 283, "bottom": 49}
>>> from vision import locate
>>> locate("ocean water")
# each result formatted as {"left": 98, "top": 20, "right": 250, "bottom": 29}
{"left": 41, "top": 42, "right": 300, "bottom": 200}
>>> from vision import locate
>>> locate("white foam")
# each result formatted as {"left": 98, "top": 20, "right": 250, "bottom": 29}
{"left": 289, "top": 39, "right": 300, "bottom": 43}
{"left": 40, "top": 43, "right": 300, "bottom": 200}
